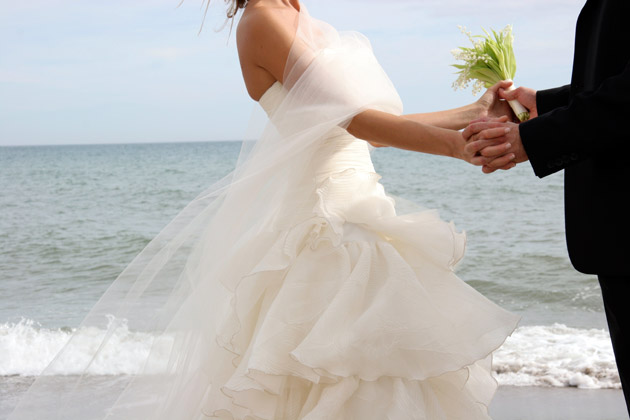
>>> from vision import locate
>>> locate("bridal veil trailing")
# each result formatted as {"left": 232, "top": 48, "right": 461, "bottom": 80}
{"left": 8, "top": 6, "right": 518, "bottom": 420}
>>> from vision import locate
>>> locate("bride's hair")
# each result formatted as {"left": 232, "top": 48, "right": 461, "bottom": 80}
{"left": 200, "top": 0, "right": 247, "bottom": 20}
{"left": 224, "top": 0, "right": 248, "bottom": 19}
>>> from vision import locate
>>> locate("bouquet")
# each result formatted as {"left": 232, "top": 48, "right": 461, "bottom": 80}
{"left": 451, "top": 25, "right": 530, "bottom": 122}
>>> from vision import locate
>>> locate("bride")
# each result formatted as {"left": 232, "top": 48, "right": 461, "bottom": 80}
{"left": 8, "top": 0, "right": 519, "bottom": 419}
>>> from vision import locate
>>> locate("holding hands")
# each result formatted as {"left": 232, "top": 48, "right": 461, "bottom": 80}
{"left": 475, "top": 80, "right": 518, "bottom": 122}
{"left": 462, "top": 81, "right": 536, "bottom": 173}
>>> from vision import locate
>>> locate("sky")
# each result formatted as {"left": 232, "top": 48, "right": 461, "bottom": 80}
{"left": 0, "top": 0, "right": 583, "bottom": 146}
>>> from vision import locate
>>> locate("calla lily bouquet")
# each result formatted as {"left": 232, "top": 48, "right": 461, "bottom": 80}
{"left": 451, "top": 25, "right": 530, "bottom": 122}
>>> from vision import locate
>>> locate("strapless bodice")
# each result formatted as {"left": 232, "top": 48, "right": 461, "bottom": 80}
{"left": 258, "top": 81, "right": 285, "bottom": 117}
{"left": 256, "top": 80, "right": 393, "bottom": 235}
{"left": 258, "top": 81, "right": 375, "bottom": 183}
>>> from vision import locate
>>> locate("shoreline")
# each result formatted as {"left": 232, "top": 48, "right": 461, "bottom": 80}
{"left": 491, "top": 386, "right": 627, "bottom": 420}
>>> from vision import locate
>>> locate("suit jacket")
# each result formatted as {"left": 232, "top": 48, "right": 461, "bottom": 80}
{"left": 518, "top": 0, "right": 630, "bottom": 276}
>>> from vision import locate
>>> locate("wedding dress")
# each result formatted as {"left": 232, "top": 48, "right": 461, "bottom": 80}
{"left": 8, "top": 5, "right": 518, "bottom": 420}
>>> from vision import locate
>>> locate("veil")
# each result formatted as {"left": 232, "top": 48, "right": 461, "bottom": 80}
{"left": 7, "top": 5, "right": 403, "bottom": 419}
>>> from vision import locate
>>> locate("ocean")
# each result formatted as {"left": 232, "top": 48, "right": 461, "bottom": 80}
{"left": 0, "top": 142, "right": 622, "bottom": 417}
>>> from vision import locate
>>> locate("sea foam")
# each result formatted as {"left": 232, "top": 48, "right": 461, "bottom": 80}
{"left": 494, "top": 323, "right": 619, "bottom": 389}
{"left": 0, "top": 318, "right": 620, "bottom": 389}
{"left": 0, "top": 317, "right": 155, "bottom": 376}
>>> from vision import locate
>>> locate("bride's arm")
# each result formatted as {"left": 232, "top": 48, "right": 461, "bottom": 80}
{"left": 402, "top": 105, "right": 480, "bottom": 131}
{"left": 347, "top": 109, "right": 516, "bottom": 168}
{"left": 236, "top": 10, "right": 514, "bottom": 166}
{"left": 402, "top": 80, "right": 514, "bottom": 130}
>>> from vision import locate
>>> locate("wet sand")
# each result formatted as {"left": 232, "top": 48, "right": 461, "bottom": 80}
{"left": 1, "top": 378, "right": 627, "bottom": 420}
{"left": 490, "top": 386, "right": 628, "bottom": 420}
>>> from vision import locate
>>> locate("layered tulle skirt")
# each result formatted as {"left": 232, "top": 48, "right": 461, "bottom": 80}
{"left": 181, "top": 166, "right": 520, "bottom": 420}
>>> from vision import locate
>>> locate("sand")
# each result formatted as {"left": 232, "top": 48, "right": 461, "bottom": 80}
{"left": 490, "top": 386, "right": 628, "bottom": 420}
{"left": 1, "top": 378, "right": 628, "bottom": 419}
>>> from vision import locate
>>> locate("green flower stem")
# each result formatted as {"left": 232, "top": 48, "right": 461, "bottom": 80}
{"left": 505, "top": 84, "right": 530, "bottom": 122}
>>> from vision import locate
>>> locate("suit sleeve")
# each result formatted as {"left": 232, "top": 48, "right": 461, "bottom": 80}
{"left": 536, "top": 85, "right": 571, "bottom": 114}
{"left": 519, "top": 60, "right": 630, "bottom": 178}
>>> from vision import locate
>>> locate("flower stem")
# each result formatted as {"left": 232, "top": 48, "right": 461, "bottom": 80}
{"left": 505, "top": 84, "right": 530, "bottom": 122}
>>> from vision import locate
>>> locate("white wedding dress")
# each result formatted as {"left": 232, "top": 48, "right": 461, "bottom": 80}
{"left": 8, "top": 6, "right": 519, "bottom": 420}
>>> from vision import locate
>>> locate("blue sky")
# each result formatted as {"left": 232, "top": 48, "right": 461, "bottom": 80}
{"left": 0, "top": 0, "right": 582, "bottom": 146}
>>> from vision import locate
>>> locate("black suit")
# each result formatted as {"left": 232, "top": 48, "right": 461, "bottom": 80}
{"left": 518, "top": 0, "right": 630, "bottom": 413}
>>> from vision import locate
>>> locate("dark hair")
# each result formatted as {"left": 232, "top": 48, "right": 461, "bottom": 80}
{"left": 225, "top": 0, "right": 247, "bottom": 19}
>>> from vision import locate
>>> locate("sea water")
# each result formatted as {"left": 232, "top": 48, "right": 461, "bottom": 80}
{"left": 0, "top": 142, "right": 619, "bottom": 416}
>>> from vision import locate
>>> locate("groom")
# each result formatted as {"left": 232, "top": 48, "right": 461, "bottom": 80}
{"left": 462, "top": 0, "right": 630, "bottom": 414}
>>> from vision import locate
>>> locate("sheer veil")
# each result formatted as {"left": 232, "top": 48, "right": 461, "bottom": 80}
{"left": 7, "top": 5, "right": 404, "bottom": 419}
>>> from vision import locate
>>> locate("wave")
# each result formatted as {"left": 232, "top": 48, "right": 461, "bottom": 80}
{"left": 0, "top": 318, "right": 620, "bottom": 389}
{"left": 0, "top": 316, "right": 155, "bottom": 376}
{"left": 494, "top": 323, "right": 620, "bottom": 389}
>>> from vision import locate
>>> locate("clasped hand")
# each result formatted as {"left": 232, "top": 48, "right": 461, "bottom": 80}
{"left": 462, "top": 82, "right": 536, "bottom": 173}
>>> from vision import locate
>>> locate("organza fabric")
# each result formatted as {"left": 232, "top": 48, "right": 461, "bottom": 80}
{"left": 8, "top": 6, "right": 519, "bottom": 420}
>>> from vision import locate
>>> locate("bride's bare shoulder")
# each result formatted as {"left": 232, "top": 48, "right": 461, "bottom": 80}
{"left": 237, "top": 3, "right": 297, "bottom": 35}
{"left": 237, "top": 7, "right": 296, "bottom": 55}
{"left": 236, "top": 5, "right": 297, "bottom": 90}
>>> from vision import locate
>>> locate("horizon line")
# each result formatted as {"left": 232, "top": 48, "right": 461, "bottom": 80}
{"left": 0, "top": 138, "right": 251, "bottom": 148}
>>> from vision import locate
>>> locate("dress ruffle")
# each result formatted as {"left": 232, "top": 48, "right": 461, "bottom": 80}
{"left": 201, "top": 168, "right": 519, "bottom": 420}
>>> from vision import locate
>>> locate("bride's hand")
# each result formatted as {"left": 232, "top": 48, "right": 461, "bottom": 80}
{"left": 476, "top": 80, "right": 517, "bottom": 122}
{"left": 456, "top": 121, "right": 516, "bottom": 171}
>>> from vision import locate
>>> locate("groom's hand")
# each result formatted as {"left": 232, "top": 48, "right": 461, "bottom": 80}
{"left": 463, "top": 121, "right": 529, "bottom": 173}
{"left": 499, "top": 85, "right": 538, "bottom": 119}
